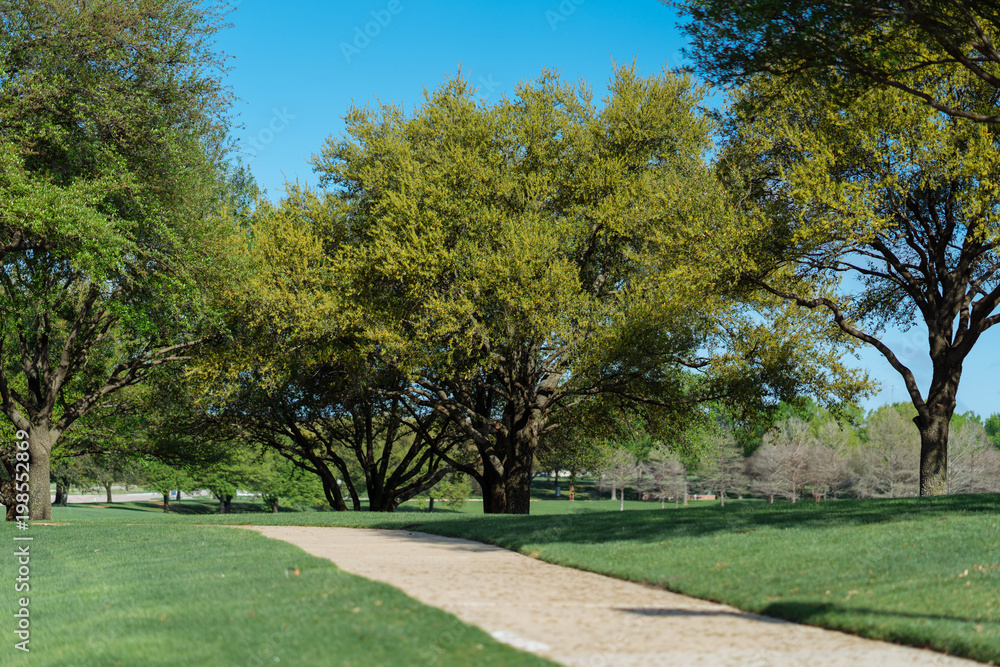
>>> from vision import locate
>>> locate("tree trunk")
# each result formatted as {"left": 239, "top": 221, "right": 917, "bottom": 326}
{"left": 619, "top": 491, "right": 624, "bottom": 512}
{"left": 54, "top": 482, "right": 63, "bottom": 506}
{"left": 915, "top": 409, "right": 950, "bottom": 495}
{"left": 219, "top": 495, "right": 232, "bottom": 514}
{"left": 504, "top": 427, "right": 536, "bottom": 515}
{"left": 104, "top": 483, "right": 113, "bottom": 503}
{"left": 506, "top": 463, "right": 533, "bottom": 515}
{"left": 428, "top": 497, "right": 435, "bottom": 513}
{"left": 481, "top": 465, "right": 507, "bottom": 514}
{"left": 3, "top": 477, "right": 16, "bottom": 521}
{"left": 317, "top": 467, "right": 349, "bottom": 511}
{"left": 162, "top": 493, "right": 170, "bottom": 513}
{"left": 28, "top": 428, "right": 53, "bottom": 520}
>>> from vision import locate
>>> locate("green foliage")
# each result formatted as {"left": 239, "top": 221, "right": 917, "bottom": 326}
{"left": 986, "top": 414, "right": 1000, "bottom": 450}
{"left": 0, "top": 0, "right": 247, "bottom": 519}
{"left": 416, "top": 471, "right": 472, "bottom": 511}
{"left": 227, "top": 64, "right": 869, "bottom": 514}
{"left": 671, "top": 0, "right": 1000, "bottom": 123}
{"left": 719, "top": 58, "right": 1000, "bottom": 495}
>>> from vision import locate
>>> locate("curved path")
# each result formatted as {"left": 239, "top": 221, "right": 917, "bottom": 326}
{"left": 244, "top": 526, "right": 984, "bottom": 667}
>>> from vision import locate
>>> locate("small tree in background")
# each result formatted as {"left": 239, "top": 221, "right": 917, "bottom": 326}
{"left": 984, "top": 414, "right": 1000, "bottom": 450}
{"left": 142, "top": 461, "right": 195, "bottom": 513}
{"left": 599, "top": 447, "right": 642, "bottom": 512}
{"left": 948, "top": 421, "right": 1000, "bottom": 495}
{"left": 863, "top": 406, "right": 920, "bottom": 497}
{"left": 418, "top": 472, "right": 472, "bottom": 513}
{"left": 745, "top": 443, "right": 784, "bottom": 504}
{"left": 644, "top": 446, "right": 688, "bottom": 508}
{"left": 76, "top": 453, "right": 142, "bottom": 504}
{"left": 700, "top": 431, "right": 746, "bottom": 507}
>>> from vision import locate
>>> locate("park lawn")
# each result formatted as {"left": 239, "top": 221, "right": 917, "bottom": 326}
{"left": 403, "top": 495, "right": 1000, "bottom": 665}
{"left": 42, "top": 494, "right": 1000, "bottom": 663}
{"left": 0, "top": 522, "right": 552, "bottom": 667}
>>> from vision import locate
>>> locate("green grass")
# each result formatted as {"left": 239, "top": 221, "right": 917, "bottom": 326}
{"left": 391, "top": 495, "right": 1000, "bottom": 665}
{"left": 0, "top": 522, "right": 552, "bottom": 666}
{"left": 36, "top": 494, "right": 1000, "bottom": 664}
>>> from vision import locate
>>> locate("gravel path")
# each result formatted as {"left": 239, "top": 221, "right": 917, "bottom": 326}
{"left": 244, "top": 526, "right": 985, "bottom": 667}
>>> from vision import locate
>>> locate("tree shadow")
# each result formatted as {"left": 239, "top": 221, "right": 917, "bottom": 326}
{"left": 389, "top": 494, "right": 1000, "bottom": 549}
{"left": 761, "top": 601, "right": 997, "bottom": 626}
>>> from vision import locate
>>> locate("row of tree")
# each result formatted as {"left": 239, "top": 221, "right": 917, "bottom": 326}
{"left": 3, "top": 1, "right": 999, "bottom": 518}
{"left": 588, "top": 404, "right": 1000, "bottom": 508}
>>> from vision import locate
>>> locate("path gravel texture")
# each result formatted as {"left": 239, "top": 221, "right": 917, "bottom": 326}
{"left": 244, "top": 526, "right": 985, "bottom": 667}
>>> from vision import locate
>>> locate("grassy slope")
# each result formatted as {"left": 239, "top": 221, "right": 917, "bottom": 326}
{"left": 0, "top": 522, "right": 552, "bottom": 666}
{"left": 39, "top": 494, "right": 1000, "bottom": 664}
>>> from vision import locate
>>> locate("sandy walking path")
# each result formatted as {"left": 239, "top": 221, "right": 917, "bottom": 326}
{"left": 244, "top": 526, "right": 984, "bottom": 667}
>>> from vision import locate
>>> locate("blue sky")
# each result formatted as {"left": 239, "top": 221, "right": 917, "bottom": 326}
{"left": 214, "top": 0, "right": 1000, "bottom": 419}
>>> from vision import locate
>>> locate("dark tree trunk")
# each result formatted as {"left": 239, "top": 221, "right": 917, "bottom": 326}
{"left": 54, "top": 481, "right": 64, "bottom": 506}
{"left": 506, "top": 463, "right": 533, "bottom": 515}
{"left": 428, "top": 497, "right": 434, "bottom": 513}
{"left": 915, "top": 409, "right": 950, "bottom": 496}
{"left": 28, "top": 428, "right": 53, "bottom": 520}
{"left": 104, "top": 483, "right": 113, "bottom": 503}
{"left": 481, "top": 466, "right": 507, "bottom": 514}
{"left": 317, "top": 466, "right": 349, "bottom": 511}
{"left": 219, "top": 495, "right": 232, "bottom": 514}
{"left": 162, "top": 493, "right": 170, "bottom": 513}
{"left": 914, "top": 361, "right": 959, "bottom": 496}
{"left": 2, "top": 476, "right": 15, "bottom": 521}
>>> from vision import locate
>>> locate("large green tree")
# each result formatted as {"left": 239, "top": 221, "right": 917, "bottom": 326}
{"left": 671, "top": 0, "right": 1000, "bottom": 122}
{"left": 721, "top": 70, "right": 1000, "bottom": 494}
{"left": 291, "top": 66, "right": 867, "bottom": 514}
{"left": 0, "top": 0, "right": 240, "bottom": 519}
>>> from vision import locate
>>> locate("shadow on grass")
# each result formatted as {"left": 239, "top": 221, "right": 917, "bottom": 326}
{"left": 762, "top": 601, "right": 997, "bottom": 626}
{"left": 65, "top": 500, "right": 288, "bottom": 516}
{"left": 380, "top": 494, "right": 1000, "bottom": 549}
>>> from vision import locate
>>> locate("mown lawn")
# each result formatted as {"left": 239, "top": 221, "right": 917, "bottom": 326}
{"left": 35, "top": 493, "right": 1000, "bottom": 664}
{"left": 397, "top": 495, "right": 1000, "bottom": 665}
{"left": 0, "top": 522, "right": 552, "bottom": 666}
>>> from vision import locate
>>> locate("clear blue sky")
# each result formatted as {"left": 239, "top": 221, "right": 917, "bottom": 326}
{"left": 214, "top": 0, "right": 1000, "bottom": 419}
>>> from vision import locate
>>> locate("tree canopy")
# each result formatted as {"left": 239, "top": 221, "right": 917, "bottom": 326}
{"left": 671, "top": 0, "right": 1000, "bottom": 122}
{"left": 719, "top": 66, "right": 1000, "bottom": 494}
{"left": 217, "top": 65, "right": 869, "bottom": 514}
{"left": 0, "top": 0, "right": 242, "bottom": 518}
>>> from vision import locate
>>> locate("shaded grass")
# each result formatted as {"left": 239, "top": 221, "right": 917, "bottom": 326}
{"left": 0, "top": 523, "right": 551, "bottom": 666}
